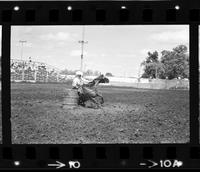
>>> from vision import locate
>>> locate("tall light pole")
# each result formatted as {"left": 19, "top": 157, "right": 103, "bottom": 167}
{"left": 19, "top": 40, "right": 27, "bottom": 60}
{"left": 78, "top": 26, "right": 88, "bottom": 72}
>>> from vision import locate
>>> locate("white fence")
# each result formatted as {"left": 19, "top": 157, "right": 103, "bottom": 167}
{"left": 85, "top": 76, "right": 189, "bottom": 90}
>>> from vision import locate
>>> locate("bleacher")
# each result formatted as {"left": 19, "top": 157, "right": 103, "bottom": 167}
{"left": 11, "top": 59, "right": 63, "bottom": 83}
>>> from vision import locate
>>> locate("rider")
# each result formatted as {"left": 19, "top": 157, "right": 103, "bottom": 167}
{"left": 72, "top": 71, "right": 90, "bottom": 104}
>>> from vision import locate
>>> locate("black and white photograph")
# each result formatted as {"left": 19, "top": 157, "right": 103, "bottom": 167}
{"left": 10, "top": 25, "right": 189, "bottom": 144}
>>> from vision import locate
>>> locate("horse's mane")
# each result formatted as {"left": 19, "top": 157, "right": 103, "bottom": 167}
{"left": 83, "top": 75, "right": 109, "bottom": 88}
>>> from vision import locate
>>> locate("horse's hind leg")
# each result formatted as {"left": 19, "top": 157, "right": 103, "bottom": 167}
{"left": 78, "top": 93, "right": 86, "bottom": 106}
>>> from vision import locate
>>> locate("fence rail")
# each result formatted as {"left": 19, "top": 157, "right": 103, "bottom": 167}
{"left": 107, "top": 78, "right": 189, "bottom": 90}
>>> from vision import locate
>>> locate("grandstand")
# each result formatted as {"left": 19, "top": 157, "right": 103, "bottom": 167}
{"left": 11, "top": 58, "right": 65, "bottom": 83}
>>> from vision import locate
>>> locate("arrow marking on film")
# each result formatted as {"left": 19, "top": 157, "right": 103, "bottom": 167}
{"left": 139, "top": 163, "right": 147, "bottom": 166}
{"left": 148, "top": 160, "right": 158, "bottom": 168}
{"left": 48, "top": 161, "right": 66, "bottom": 169}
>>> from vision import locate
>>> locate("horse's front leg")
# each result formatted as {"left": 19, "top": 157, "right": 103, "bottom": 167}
{"left": 96, "top": 93, "right": 104, "bottom": 104}
{"left": 90, "top": 97, "right": 102, "bottom": 108}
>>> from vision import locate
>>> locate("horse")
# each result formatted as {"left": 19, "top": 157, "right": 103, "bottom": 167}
{"left": 78, "top": 74, "right": 109, "bottom": 108}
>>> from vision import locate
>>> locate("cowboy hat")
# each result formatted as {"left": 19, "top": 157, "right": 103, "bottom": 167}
{"left": 76, "top": 71, "right": 83, "bottom": 76}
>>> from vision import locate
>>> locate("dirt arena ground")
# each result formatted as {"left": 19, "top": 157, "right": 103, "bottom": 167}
{"left": 10, "top": 83, "right": 189, "bottom": 144}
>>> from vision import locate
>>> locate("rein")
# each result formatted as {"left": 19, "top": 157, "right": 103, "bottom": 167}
{"left": 84, "top": 77, "right": 102, "bottom": 88}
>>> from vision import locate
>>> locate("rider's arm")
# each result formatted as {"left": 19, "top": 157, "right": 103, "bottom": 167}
{"left": 82, "top": 77, "right": 90, "bottom": 84}
{"left": 72, "top": 78, "right": 81, "bottom": 88}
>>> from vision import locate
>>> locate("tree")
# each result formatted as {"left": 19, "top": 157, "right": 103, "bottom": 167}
{"left": 105, "top": 72, "right": 113, "bottom": 77}
{"left": 94, "top": 70, "right": 101, "bottom": 76}
{"left": 141, "top": 51, "right": 161, "bottom": 78}
{"left": 84, "top": 69, "right": 94, "bottom": 76}
{"left": 141, "top": 45, "right": 189, "bottom": 79}
{"left": 60, "top": 69, "right": 76, "bottom": 75}
{"left": 60, "top": 69, "right": 101, "bottom": 76}
{"left": 160, "top": 45, "right": 189, "bottom": 79}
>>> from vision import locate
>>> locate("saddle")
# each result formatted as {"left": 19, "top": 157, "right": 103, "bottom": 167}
{"left": 82, "top": 86, "right": 96, "bottom": 97}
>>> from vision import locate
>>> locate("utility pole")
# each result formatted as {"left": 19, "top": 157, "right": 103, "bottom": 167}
{"left": 19, "top": 40, "right": 27, "bottom": 60}
{"left": 78, "top": 26, "right": 88, "bottom": 72}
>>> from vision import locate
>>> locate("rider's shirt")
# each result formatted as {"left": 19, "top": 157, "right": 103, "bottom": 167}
{"left": 72, "top": 77, "right": 89, "bottom": 89}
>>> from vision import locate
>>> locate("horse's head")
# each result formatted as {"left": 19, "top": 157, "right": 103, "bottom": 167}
{"left": 95, "top": 74, "right": 109, "bottom": 84}
{"left": 84, "top": 74, "right": 109, "bottom": 88}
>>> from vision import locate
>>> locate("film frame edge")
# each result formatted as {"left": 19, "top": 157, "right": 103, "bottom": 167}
{"left": 0, "top": 0, "right": 199, "bottom": 170}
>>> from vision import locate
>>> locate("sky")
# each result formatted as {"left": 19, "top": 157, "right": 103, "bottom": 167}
{"left": 11, "top": 25, "right": 189, "bottom": 77}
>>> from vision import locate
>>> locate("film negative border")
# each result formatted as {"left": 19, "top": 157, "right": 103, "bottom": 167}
{"left": 0, "top": 145, "right": 199, "bottom": 169}
{"left": 0, "top": 0, "right": 199, "bottom": 169}
{"left": 0, "top": 0, "right": 198, "bottom": 24}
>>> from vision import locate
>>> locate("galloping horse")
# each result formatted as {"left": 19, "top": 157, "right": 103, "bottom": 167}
{"left": 79, "top": 74, "right": 109, "bottom": 107}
